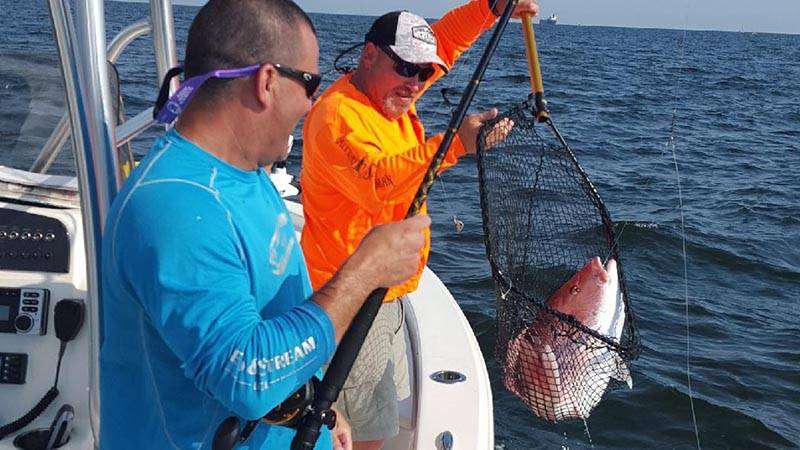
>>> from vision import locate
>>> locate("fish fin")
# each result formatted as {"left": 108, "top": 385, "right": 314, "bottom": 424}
{"left": 539, "top": 344, "right": 565, "bottom": 422}
{"left": 610, "top": 290, "right": 626, "bottom": 339}
{"left": 540, "top": 344, "right": 562, "bottom": 387}
{"left": 612, "top": 355, "right": 633, "bottom": 389}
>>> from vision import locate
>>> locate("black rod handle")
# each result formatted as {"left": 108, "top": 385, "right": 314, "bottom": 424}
{"left": 290, "top": 287, "right": 386, "bottom": 450}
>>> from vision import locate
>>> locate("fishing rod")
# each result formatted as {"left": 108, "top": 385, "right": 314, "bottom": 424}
{"left": 211, "top": 3, "right": 521, "bottom": 449}
{"left": 288, "top": 1, "right": 521, "bottom": 449}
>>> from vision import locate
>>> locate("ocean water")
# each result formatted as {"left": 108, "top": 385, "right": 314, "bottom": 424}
{"left": 1, "top": 1, "right": 798, "bottom": 448}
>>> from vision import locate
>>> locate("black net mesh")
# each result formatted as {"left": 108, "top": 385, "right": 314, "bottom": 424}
{"left": 476, "top": 102, "right": 640, "bottom": 422}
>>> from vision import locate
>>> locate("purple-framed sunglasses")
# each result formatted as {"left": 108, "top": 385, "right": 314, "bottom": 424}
{"left": 153, "top": 63, "right": 322, "bottom": 124}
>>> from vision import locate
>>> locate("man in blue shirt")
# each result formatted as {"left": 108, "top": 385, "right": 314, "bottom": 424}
{"left": 99, "top": 1, "right": 430, "bottom": 448}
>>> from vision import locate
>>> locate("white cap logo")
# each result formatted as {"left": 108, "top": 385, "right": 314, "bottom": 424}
{"left": 411, "top": 25, "right": 436, "bottom": 46}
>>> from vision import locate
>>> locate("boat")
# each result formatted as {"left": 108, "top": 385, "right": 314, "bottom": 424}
{"left": 0, "top": 1, "right": 493, "bottom": 449}
{"left": 540, "top": 14, "right": 558, "bottom": 25}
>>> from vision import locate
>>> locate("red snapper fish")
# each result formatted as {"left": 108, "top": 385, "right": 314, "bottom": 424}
{"left": 504, "top": 257, "right": 631, "bottom": 422}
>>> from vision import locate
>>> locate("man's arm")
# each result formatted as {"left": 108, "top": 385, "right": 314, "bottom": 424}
{"left": 305, "top": 105, "right": 505, "bottom": 216}
{"left": 424, "top": 0, "right": 539, "bottom": 88}
{"left": 431, "top": 0, "right": 497, "bottom": 70}
{"left": 113, "top": 184, "right": 426, "bottom": 419}
{"left": 305, "top": 117, "right": 466, "bottom": 216}
{"left": 490, "top": 0, "right": 540, "bottom": 19}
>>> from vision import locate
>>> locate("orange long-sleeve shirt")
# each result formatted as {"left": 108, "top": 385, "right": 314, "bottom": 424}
{"left": 301, "top": 0, "right": 498, "bottom": 300}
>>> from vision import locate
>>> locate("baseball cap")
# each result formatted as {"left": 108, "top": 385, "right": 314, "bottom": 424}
{"left": 365, "top": 11, "right": 448, "bottom": 71}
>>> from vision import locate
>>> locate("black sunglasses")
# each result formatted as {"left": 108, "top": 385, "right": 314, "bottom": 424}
{"left": 379, "top": 46, "right": 436, "bottom": 82}
{"left": 274, "top": 64, "right": 322, "bottom": 98}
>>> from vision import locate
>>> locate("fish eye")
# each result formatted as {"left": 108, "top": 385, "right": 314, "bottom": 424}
{"left": 570, "top": 286, "right": 581, "bottom": 294}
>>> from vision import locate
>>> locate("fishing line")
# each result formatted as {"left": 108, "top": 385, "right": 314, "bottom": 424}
{"left": 435, "top": 175, "right": 464, "bottom": 233}
{"left": 588, "top": 0, "right": 703, "bottom": 445}
{"left": 671, "top": 1, "right": 702, "bottom": 448}
{"left": 669, "top": 93, "right": 701, "bottom": 450}
{"left": 412, "top": 3, "right": 519, "bottom": 235}
{"left": 434, "top": 4, "right": 512, "bottom": 235}
{"left": 582, "top": 4, "right": 701, "bottom": 444}
{"left": 594, "top": 1, "right": 701, "bottom": 445}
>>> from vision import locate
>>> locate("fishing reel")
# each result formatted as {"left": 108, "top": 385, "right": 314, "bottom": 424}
{"left": 263, "top": 377, "right": 320, "bottom": 429}
{"left": 211, "top": 377, "right": 325, "bottom": 450}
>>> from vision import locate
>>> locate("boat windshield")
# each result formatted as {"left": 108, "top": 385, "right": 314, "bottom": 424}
{"left": 0, "top": 1, "right": 181, "bottom": 179}
{"left": 0, "top": 2, "right": 74, "bottom": 175}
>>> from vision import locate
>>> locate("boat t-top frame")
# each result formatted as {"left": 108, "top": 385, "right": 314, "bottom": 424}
{"left": 35, "top": 0, "right": 180, "bottom": 444}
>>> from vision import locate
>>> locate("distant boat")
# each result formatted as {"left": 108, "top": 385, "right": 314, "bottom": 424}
{"left": 539, "top": 14, "right": 557, "bottom": 25}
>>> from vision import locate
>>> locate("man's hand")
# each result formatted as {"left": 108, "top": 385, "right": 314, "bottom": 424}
{"left": 457, "top": 108, "right": 515, "bottom": 154}
{"left": 482, "top": 115, "right": 515, "bottom": 151}
{"left": 314, "top": 214, "right": 430, "bottom": 341}
{"left": 330, "top": 407, "right": 352, "bottom": 450}
{"left": 458, "top": 108, "right": 498, "bottom": 155}
{"left": 348, "top": 214, "right": 431, "bottom": 289}
{"left": 492, "top": 0, "right": 539, "bottom": 18}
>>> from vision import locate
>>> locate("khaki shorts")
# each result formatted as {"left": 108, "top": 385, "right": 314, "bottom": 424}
{"left": 333, "top": 298, "right": 410, "bottom": 442}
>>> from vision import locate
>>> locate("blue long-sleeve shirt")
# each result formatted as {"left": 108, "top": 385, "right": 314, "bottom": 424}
{"left": 100, "top": 129, "right": 335, "bottom": 449}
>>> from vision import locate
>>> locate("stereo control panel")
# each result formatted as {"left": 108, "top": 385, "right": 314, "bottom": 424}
{"left": 0, "top": 288, "right": 49, "bottom": 336}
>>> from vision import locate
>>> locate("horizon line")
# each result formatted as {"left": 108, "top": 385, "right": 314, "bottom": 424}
{"left": 108, "top": 0, "right": 800, "bottom": 36}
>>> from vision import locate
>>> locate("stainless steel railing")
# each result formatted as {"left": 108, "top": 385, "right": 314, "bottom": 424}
{"left": 32, "top": 0, "right": 179, "bottom": 175}
{"left": 42, "top": 0, "right": 179, "bottom": 445}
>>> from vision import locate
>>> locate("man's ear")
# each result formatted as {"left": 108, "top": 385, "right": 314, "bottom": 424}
{"left": 254, "top": 63, "right": 278, "bottom": 109}
{"left": 361, "top": 42, "right": 379, "bottom": 70}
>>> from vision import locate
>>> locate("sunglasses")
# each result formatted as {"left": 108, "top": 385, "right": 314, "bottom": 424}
{"left": 379, "top": 46, "right": 436, "bottom": 82}
{"left": 154, "top": 63, "right": 322, "bottom": 124}
{"left": 274, "top": 64, "right": 322, "bottom": 99}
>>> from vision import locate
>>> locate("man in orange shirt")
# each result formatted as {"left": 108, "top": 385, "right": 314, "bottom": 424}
{"left": 301, "top": 1, "right": 538, "bottom": 447}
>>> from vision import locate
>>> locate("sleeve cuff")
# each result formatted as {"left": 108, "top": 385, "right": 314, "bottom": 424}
{"left": 484, "top": 0, "right": 497, "bottom": 17}
{"left": 450, "top": 132, "right": 468, "bottom": 159}
{"left": 297, "top": 299, "right": 337, "bottom": 361}
{"left": 481, "top": 0, "right": 500, "bottom": 21}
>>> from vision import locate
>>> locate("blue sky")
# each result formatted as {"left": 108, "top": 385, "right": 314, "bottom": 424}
{"left": 155, "top": 0, "right": 800, "bottom": 35}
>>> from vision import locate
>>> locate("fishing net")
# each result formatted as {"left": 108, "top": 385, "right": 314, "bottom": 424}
{"left": 477, "top": 100, "right": 640, "bottom": 422}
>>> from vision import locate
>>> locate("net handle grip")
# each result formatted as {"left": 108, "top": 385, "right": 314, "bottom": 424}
{"left": 521, "top": 13, "right": 549, "bottom": 122}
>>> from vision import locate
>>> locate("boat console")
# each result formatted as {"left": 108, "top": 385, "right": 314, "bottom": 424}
{"left": 0, "top": 167, "right": 92, "bottom": 449}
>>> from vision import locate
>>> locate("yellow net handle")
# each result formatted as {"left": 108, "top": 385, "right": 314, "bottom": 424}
{"left": 521, "top": 13, "right": 549, "bottom": 121}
